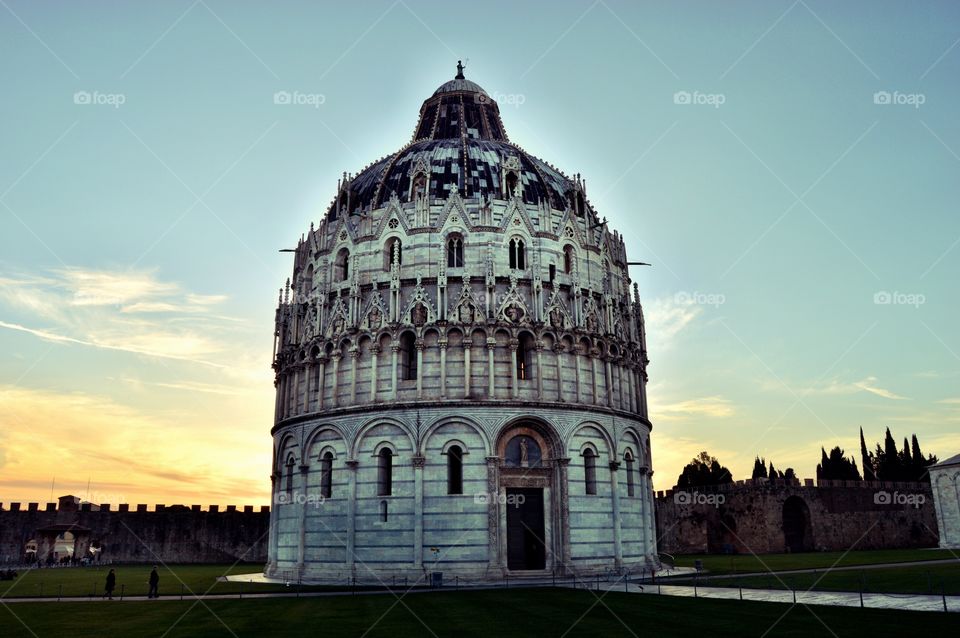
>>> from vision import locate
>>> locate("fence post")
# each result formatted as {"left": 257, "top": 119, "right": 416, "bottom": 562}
{"left": 694, "top": 582, "right": 697, "bottom": 598}
{"left": 792, "top": 588, "right": 796, "bottom": 604}
{"left": 943, "top": 581, "right": 948, "bottom": 613}
{"left": 739, "top": 587, "right": 742, "bottom": 601}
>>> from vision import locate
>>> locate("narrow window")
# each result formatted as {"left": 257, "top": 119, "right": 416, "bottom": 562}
{"left": 509, "top": 238, "right": 526, "bottom": 270}
{"left": 335, "top": 248, "right": 350, "bottom": 281}
{"left": 563, "top": 245, "right": 575, "bottom": 274}
{"left": 625, "top": 453, "right": 635, "bottom": 497}
{"left": 377, "top": 448, "right": 393, "bottom": 496}
{"left": 380, "top": 500, "right": 389, "bottom": 522}
{"left": 516, "top": 335, "right": 534, "bottom": 381}
{"left": 584, "top": 449, "right": 597, "bottom": 495}
{"left": 285, "top": 457, "right": 295, "bottom": 497}
{"left": 385, "top": 238, "right": 402, "bottom": 270}
{"left": 447, "top": 445, "right": 463, "bottom": 495}
{"left": 400, "top": 333, "right": 418, "bottom": 380}
{"left": 320, "top": 452, "right": 333, "bottom": 499}
{"left": 447, "top": 235, "right": 464, "bottom": 268}
{"left": 549, "top": 263, "right": 556, "bottom": 283}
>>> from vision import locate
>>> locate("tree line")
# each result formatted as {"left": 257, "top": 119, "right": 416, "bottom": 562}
{"left": 675, "top": 427, "right": 939, "bottom": 489}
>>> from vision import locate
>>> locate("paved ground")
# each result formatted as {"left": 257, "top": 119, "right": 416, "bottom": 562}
{"left": 663, "top": 558, "right": 960, "bottom": 581}
{"left": 1, "top": 571, "right": 957, "bottom": 613}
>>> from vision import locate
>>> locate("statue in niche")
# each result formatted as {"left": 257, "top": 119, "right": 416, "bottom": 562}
{"left": 505, "top": 304, "right": 522, "bottom": 324}
{"left": 519, "top": 438, "right": 529, "bottom": 468}
{"left": 368, "top": 307, "right": 382, "bottom": 330}
{"left": 586, "top": 311, "right": 598, "bottom": 334}
{"left": 412, "top": 303, "right": 427, "bottom": 327}
{"left": 458, "top": 303, "right": 475, "bottom": 324}
{"left": 333, "top": 313, "right": 346, "bottom": 335}
{"left": 549, "top": 307, "right": 564, "bottom": 330}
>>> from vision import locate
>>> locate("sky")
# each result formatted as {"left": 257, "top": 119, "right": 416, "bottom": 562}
{"left": 1, "top": 0, "right": 959, "bottom": 506}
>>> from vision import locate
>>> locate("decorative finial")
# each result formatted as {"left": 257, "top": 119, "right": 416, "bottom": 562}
{"left": 455, "top": 60, "right": 465, "bottom": 80}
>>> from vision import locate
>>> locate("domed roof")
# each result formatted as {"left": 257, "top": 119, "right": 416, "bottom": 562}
{"left": 328, "top": 64, "right": 582, "bottom": 217}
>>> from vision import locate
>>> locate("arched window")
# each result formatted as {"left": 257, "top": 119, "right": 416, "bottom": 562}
{"left": 583, "top": 449, "right": 597, "bottom": 495}
{"left": 625, "top": 451, "right": 635, "bottom": 497}
{"left": 509, "top": 238, "right": 526, "bottom": 270}
{"left": 447, "top": 234, "right": 464, "bottom": 268}
{"left": 516, "top": 334, "right": 534, "bottom": 380}
{"left": 384, "top": 237, "right": 402, "bottom": 270}
{"left": 563, "top": 245, "right": 575, "bottom": 274}
{"left": 285, "top": 457, "right": 295, "bottom": 497}
{"left": 320, "top": 451, "right": 333, "bottom": 499}
{"left": 377, "top": 448, "right": 393, "bottom": 496}
{"left": 447, "top": 445, "right": 463, "bottom": 495}
{"left": 335, "top": 248, "right": 350, "bottom": 281}
{"left": 400, "top": 332, "right": 417, "bottom": 380}
{"left": 380, "top": 500, "right": 389, "bottom": 522}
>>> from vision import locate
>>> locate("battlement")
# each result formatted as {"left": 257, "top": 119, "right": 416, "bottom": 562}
{"left": 655, "top": 478, "right": 932, "bottom": 500}
{"left": 0, "top": 495, "right": 270, "bottom": 565}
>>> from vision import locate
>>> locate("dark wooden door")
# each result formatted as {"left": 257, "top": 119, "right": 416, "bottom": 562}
{"left": 506, "top": 488, "right": 546, "bottom": 570}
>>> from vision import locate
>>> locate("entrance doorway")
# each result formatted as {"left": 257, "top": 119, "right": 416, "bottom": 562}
{"left": 505, "top": 488, "right": 546, "bottom": 570}
{"left": 782, "top": 496, "right": 814, "bottom": 552}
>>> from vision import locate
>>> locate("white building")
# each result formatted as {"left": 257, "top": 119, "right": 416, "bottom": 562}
{"left": 266, "top": 65, "right": 657, "bottom": 582}
{"left": 931, "top": 453, "right": 960, "bottom": 549}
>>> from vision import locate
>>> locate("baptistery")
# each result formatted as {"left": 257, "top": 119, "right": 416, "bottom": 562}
{"left": 267, "top": 64, "right": 657, "bottom": 581}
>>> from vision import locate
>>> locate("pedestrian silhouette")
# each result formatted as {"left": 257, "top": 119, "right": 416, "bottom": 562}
{"left": 104, "top": 569, "right": 116, "bottom": 600}
{"left": 148, "top": 566, "right": 159, "bottom": 599}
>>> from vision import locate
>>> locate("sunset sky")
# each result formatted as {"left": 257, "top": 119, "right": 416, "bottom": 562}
{"left": 2, "top": 1, "right": 959, "bottom": 506}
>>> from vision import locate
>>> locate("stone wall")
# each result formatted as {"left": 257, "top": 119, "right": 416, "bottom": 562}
{"left": 0, "top": 496, "right": 269, "bottom": 565}
{"left": 655, "top": 479, "right": 938, "bottom": 555}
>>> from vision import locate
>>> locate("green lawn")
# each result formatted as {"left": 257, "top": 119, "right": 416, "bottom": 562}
{"left": 0, "top": 588, "right": 956, "bottom": 637}
{"left": 670, "top": 548, "right": 956, "bottom": 575}
{"left": 0, "top": 564, "right": 405, "bottom": 599}
{"left": 671, "top": 563, "right": 960, "bottom": 595}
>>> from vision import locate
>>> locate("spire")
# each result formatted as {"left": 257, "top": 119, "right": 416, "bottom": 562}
{"left": 455, "top": 60, "right": 465, "bottom": 79}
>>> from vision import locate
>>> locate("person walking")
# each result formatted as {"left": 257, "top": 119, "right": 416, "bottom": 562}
{"left": 147, "top": 566, "right": 159, "bottom": 599}
{"left": 104, "top": 569, "right": 116, "bottom": 600}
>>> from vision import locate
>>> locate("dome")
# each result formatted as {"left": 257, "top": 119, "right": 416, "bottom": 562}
{"left": 328, "top": 64, "right": 579, "bottom": 215}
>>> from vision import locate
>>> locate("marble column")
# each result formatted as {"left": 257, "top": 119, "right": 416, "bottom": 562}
{"left": 297, "top": 463, "right": 309, "bottom": 572}
{"left": 268, "top": 472, "right": 279, "bottom": 572}
{"left": 485, "top": 456, "right": 500, "bottom": 570}
{"left": 556, "top": 458, "right": 572, "bottom": 574}
{"left": 390, "top": 344, "right": 400, "bottom": 400}
{"left": 316, "top": 356, "right": 327, "bottom": 410}
{"left": 535, "top": 341, "right": 544, "bottom": 399}
{"left": 413, "top": 455, "right": 425, "bottom": 571}
{"left": 510, "top": 341, "right": 519, "bottom": 399}
{"left": 345, "top": 460, "right": 358, "bottom": 573}
{"left": 369, "top": 345, "right": 380, "bottom": 403}
{"left": 349, "top": 348, "right": 359, "bottom": 405}
{"left": 416, "top": 340, "right": 425, "bottom": 399}
{"left": 487, "top": 338, "right": 496, "bottom": 399}
{"left": 439, "top": 340, "right": 448, "bottom": 398}
{"left": 463, "top": 339, "right": 472, "bottom": 398}
{"left": 553, "top": 343, "right": 564, "bottom": 402}
{"left": 608, "top": 461, "right": 623, "bottom": 571}
{"left": 330, "top": 353, "right": 341, "bottom": 408}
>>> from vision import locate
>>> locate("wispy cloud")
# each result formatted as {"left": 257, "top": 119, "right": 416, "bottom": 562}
{"left": 785, "top": 375, "right": 910, "bottom": 401}
{"left": 0, "top": 267, "right": 261, "bottom": 371}
{"left": 643, "top": 294, "right": 702, "bottom": 350}
{"left": 652, "top": 395, "right": 735, "bottom": 419}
